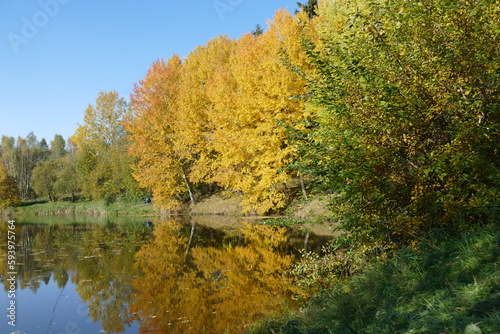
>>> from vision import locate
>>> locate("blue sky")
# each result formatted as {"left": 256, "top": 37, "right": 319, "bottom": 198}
{"left": 0, "top": 0, "right": 300, "bottom": 144}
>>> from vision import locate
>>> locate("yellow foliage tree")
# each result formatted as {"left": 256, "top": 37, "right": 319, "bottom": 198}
{"left": 0, "top": 162, "right": 21, "bottom": 208}
{"left": 204, "top": 10, "right": 311, "bottom": 213}
{"left": 126, "top": 9, "right": 319, "bottom": 213}
{"left": 174, "top": 35, "right": 236, "bottom": 185}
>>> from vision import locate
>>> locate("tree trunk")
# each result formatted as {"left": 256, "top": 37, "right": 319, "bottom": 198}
{"left": 304, "top": 231, "right": 310, "bottom": 252}
{"left": 300, "top": 174, "right": 308, "bottom": 200}
{"left": 181, "top": 166, "right": 196, "bottom": 204}
{"left": 185, "top": 222, "right": 196, "bottom": 260}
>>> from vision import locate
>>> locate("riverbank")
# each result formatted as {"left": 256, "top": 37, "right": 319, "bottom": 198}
{"left": 2, "top": 195, "right": 339, "bottom": 239}
{"left": 3, "top": 193, "right": 335, "bottom": 221}
{"left": 2, "top": 199, "right": 160, "bottom": 217}
{"left": 251, "top": 224, "right": 499, "bottom": 334}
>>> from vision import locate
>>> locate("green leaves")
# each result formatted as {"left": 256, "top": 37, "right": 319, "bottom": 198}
{"left": 72, "top": 91, "right": 138, "bottom": 201}
{"left": 298, "top": 0, "right": 500, "bottom": 247}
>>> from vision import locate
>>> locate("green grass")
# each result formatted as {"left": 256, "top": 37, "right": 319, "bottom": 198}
{"left": 8, "top": 198, "right": 159, "bottom": 216}
{"left": 250, "top": 225, "right": 500, "bottom": 334}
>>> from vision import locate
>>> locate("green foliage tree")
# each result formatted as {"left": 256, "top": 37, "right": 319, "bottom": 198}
{"left": 251, "top": 23, "right": 264, "bottom": 37}
{"left": 0, "top": 132, "right": 47, "bottom": 199}
{"left": 72, "top": 91, "right": 138, "bottom": 202}
{"left": 50, "top": 134, "right": 66, "bottom": 159}
{"left": 0, "top": 136, "right": 16, "bottom": 179}
{"left": 299, "top": 0, "right": 500, "bottom": 248}
{"left": 296, "top": 0, "right": 318, "bottom": 19}
{"left": 29, "top": 134, "right": 79, "bottom": 202}
{"left": 37, "top": 138, "right": 50, "bottom": 161}
{"left": 53, "top": 145, "right": 79, "bottom": 202}
{"left": 31, "top": 159, "right": 60, "bottom": 201}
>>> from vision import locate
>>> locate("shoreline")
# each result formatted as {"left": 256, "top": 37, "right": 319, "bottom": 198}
{"left": 2, "top": 195, "right": 338, "bottom": 237}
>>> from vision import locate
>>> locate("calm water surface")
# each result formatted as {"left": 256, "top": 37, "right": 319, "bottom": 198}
{"left": 0, "top": 215, "right": 332, "bottom": 334}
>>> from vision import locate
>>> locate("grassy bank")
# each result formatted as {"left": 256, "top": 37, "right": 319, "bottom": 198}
{"left": 4, "top": 199, "right": 160, "bottom": 217}
{"left": 251, "top": 225, "right": 499, "bottom": 334}
{"left": 2, "top": 193, "right": 336, "bottom": 220}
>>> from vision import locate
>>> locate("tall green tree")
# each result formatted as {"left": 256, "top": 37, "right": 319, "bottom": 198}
{"left": 8, "top": 132, "right": 44, "bottom": 199}
{"left": 300, "top": 0, "right": 500, "bottom": 248}
{"left": 296, "top": 0, "right": 318, "bottom": 19}
{"left": 37, "top": 138, "right": 50, "bottom": 161}
{"left": 50, "top": 134, "right": 66, "bottom": 159}
{"left": 53, "top": 141, "right": 79, "bottom": 202}
{"left": 72, "top": 91, "right": 138, "bottom": 202}
{"left": 0, "top": 136, "right": 16, "bottom": 178}
{"left": 251, "top": 23, "right": 264, "bottom": 37}
{"left": 31, "top": 159, "right": 60, "bottom": 201}
{"left": 30, "top": 134, "right": 78, "bottom": 201}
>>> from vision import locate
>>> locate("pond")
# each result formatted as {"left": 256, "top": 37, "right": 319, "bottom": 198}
{"left": 0, "top": 215, "right": 333, "bottom": 334}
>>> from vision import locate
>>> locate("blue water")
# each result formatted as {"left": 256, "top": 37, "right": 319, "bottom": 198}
{"left": 0, "top": 217, "right": 332, "bottom": 333}
{"left": 2, "top": 278, "right": 140, "bottom": 334}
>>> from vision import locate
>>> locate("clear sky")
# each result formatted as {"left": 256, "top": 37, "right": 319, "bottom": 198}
{"left": 0, "top": 0, "right": 301, "bottom": 144}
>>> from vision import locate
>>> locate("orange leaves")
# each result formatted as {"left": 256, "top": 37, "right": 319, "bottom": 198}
{"left": 126, "top": 57, "right": 186, "bottom": 209}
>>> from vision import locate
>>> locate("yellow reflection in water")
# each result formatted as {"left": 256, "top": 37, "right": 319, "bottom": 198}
{"left": 130, "top": 221, "right": 298, "bottom": 333}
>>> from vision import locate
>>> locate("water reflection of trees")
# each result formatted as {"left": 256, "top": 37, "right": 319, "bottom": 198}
{"left": 75, "top": 225, "right": 150, "bottom": 333}
{"left": 131, "top": 221, "right": 299, "bottom": 334}
{"left": 0, "top": 222, "right": 84, "bottom": 291}
{"left": 0, "top": 220, "right": 152, "bottom": 333}
{"left": 0, "top": 219, "right": 312, "bottom": 333}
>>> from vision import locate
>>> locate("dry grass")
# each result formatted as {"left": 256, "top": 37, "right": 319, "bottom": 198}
{"left": 189, "top": 194, "right": 244, "bottom": 216}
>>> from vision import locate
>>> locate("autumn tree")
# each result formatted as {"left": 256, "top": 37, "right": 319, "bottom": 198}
{"left": 0, "top": 162, "right": 21, "bottom": 208}
{"left": 299, "top": 0, "right": 500, "bottom": 248}
{"left": 126, "top": 56, "right": 190, "bottom": 210}
{"left": 126, "top": 11, "right": 316, "bottom": 213}
{"left": 200, "top": 10, "right": 311, "bottom": 213}
{"left": 72, "top": 91, "right": 138, "bottom": 202}
{"left": 173, "top": 36, "right": 236, "bottom": 199}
